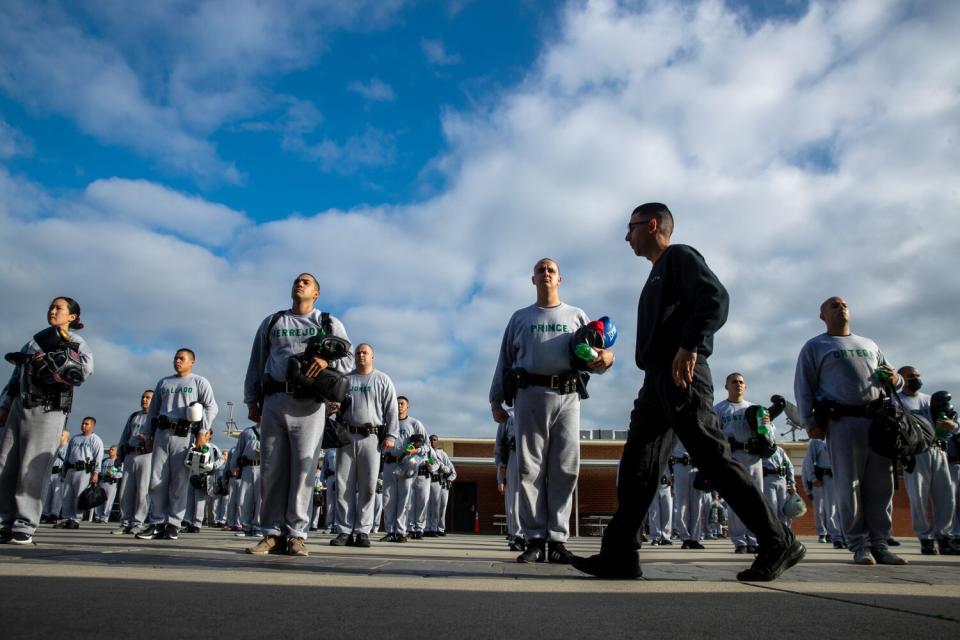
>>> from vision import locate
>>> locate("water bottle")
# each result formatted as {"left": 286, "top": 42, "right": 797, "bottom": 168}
{"left": 574, "top": 341, "right": 598, "bottom": 362}
{"left": 755, "top": 406, "right": 770, "bottom": 436}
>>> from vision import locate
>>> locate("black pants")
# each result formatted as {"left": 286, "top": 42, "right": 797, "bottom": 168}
{"left": 602, "top": 361, "right": 787, "bottom": 554}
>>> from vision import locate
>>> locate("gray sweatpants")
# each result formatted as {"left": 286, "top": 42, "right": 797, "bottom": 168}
{"left": 672, "top": 462, "right": 702, "bottom": 541}
{"left": 410, "top": 474, "right": 431, "bottom": 533}
{"left": 514, "top": 387, "right": 580, "bottom": 542}
{"left": 325, "top": 479, "right": 337, "bottom": 529}
{"left": 42, "top": 473, "right": 63, "bottom": 518}
{"left": 237, "top": 464, "right": 262, "bottom": 530}
{"left": 762, "top": 476, "right": 790, "bottom": 528}
{"left": 951, "top": 462, "right": 960, "bottom": 538}
{"left": 61, "top": 469, "right": 92, "bottom": 522}
{"left": 373, "top": 490, "right": 383, "bottom": 532}
{"left": 118, "top": 452, "right": 151, "bottom": 527}
{"left": 827, "top": 416, "right": 893, "bottom": 553}
{"left": 727, "top": 450, "right": 761, "bottom": 547}
{"left": 383, "top": 462, "right": 416, "bottom": 534}
{"left": 428, "top": 482, "right": 449, "bottom": 532}
{"left": 903, "top": 448, "right": 956, "bottom": 540}
{"left": 505, "top": 451, "right": 521, "bottom": 538}
{"left": 0, "top": 400, "right": 67, "bottom": 535}
{"left": 146, "top": 429, "right": 192, "bottom": 527}
{"left": 647, "top": 482, "right": 673, "bottom": 541}
{"left": 226, "top": 476, "right": 241, "bottom": 527}
{"left": 335, "top": 432, "right": 379, "bottom": 534}
{"left": 259, "top": 393, "right": 325, "bottom": 540}
{"left": 95, "top": 480, "right": 119, "bottom": 520}
{"left": 185, "top": 483, "right": 208, "bottom": 526}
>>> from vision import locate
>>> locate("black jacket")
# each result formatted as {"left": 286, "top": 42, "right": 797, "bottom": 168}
{"left": 635, "top": 244, "right": 728, "bottom": 371}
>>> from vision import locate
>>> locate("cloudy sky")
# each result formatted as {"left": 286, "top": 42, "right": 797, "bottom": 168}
{"left": 1, "top": 0, "right": 957, "bottom": 449}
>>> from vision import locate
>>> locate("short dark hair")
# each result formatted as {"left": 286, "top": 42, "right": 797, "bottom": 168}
{"left": 897, "top": 365, "right": 917, "bottom": 376}
{"left": 176, "top": 348, "right": 196, "bottom": 361}
{"left": 725, "top": 372, "right": 745, "bottom": 383}
{"left": 82, "top": 416, "right": 97, "bottom": 425}
{"left": 632, "top": 202, "right": 674, "bottom": 237}
{"left": 398, "top": 395, "right": 409, "bottom": 404}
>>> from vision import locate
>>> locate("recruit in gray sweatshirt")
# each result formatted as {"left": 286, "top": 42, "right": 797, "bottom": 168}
{"left": 489, "top": 303, "right": 589, "bottom": 405}
{"left": 794, "top": 332, "right": 898, "bottom": 426}
{"left": 340, "top": 369, "right": 399, "bottom": 440}
{"left": 243, "top": 309, "right": 353, "bottom": 408}
{"left": 144, "top": 373, "right": 218, "bottom": 437}
{"left": 0, "top": 333, "right": 94, "bottom": 413}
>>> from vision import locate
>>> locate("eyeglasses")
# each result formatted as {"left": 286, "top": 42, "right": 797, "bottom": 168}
{"left": 628, "top": 218, "right": 654, "bottom": 231}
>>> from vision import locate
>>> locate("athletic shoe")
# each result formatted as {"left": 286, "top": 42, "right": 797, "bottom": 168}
{"left": 437, "top": 531, "right": 446, "bottom": 536}
{"left": 920, "top": 539, "right": 938, "bottom": 555}
{"left": 886, "top": 538, "right": 901, "bottom": 547}
{"left": 833, "top": 540, "right": 847, "bottom": 549}
{"left": 649, "top": 539, "right": 661, "bottom": 546}
{"left": 682, "top": 540, "right": 705, "bottom": 550}
{"left": 110, "top": 526, "right": 129, "bottom": 535}
{"left": 329, "top": 533, "right": 350, "bottom": 546}
{"left": 736, "top": 533, "right": 806, "bottom": 582}
{"left": 135, "top": 524, "right": 161, "bottom": 540}
{"left": 871, "top": 548, "right": 907, "bottom": 565}
{"left": 852, "top": 548, "right": 876, "bottom": 565}
{"left": 508, "top": 537, "right": 526, "bottom": 552}
{"left": 424, "top": 531, "right": 438, "bottom": 538}
{"left": 380, "top": 533, "right": 396, "bottom": 542}
{"left": 411, "top": 531, "right": 423, "bottom": 540}
{"left": 235, "top": 529, "right": 256, "bottom": 538}
{"left": 547, "top": 541, "right": 574, "bottom": 564}
{"left": 394, "top": 534, "right": 408, "bottom": 543}
{"left": 734, "top": 546, "right": 748, "bottom": 554}
{"left": 937, "top": 538, "right": 959, "bottom": 555}
{"left": 571, "top": 550, "right": 642, "bottom": 580}
{"left": 10, "top": 532, "right": 33, "bottom": 545}
{"left": 817, "top": 535, "right": 826, "bottom": 543}
{"left": 0, "top": 530, "right": 11, "bottom": 544}
{"left": 165, "top": 524, "right": 179, "bottom": 540}
{"left": 659, "top": 539, "right": 673, "bottom": 546}
{"left": 517, "top": 539, "right": 545, "bottom": 563}
{"left": 246, "top": 535, "right": 285, "bottom": 555}
{"left": 746, "top": 545, "right": 758, "bottom": 554}
{"left": 345, "top": 533, "right": 357, "bottom": 547}
{"left": 287, "top": 537, "right": 309, "bottom": 556}
{"left": 354, "top": 533, "right": 371, "bottom": 548}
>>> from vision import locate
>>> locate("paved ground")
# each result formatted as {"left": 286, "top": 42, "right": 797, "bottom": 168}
{"left": 2, "top": 525, "right": 959, "bottom": 638}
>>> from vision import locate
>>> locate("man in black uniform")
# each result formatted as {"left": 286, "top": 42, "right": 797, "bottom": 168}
{"left": 571, "top": 202, "right": 805, "bottom": 581}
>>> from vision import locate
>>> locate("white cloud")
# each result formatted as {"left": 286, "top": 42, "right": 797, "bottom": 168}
{"left": 348, "top": 77, "right": 396, "bottom": 102}
{"left": 1, "top": 0, "right": 959, "bottom": 446}
{"left": 0, "top": 119, "right": 32, "bottom": 159}
{"left": 421, "top": 38, "right": 462, "bottom": 66}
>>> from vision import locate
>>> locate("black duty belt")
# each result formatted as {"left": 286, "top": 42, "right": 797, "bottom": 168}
{"left": 813, "top": 465, "right": 833, "bottom": 479}
{"left": 669, "top": 455, "right": 691, "bottom": 466}
{"left": 383, "top": 454, "right": 402, "bottom": 464}
{"left": 51, "top": 466, "right": 62, "bottom": 475}
{"left": 239, "top": 457, "right": 261, "bottom": 467}
{"left": 417, "top": 466, "right": 431, "bottom": 477}
{"left": 262, "top": 375, "right": 296, "bottom": 396}
{"left": 822, "top": 398, "right": 883, "bottom": 419}
{"left": 517, "top": 370, "right": 579, "bottom": 395}
{"left": 102, "top": 477, "right": 118, "bottom": 485}
{"left": 155, "top": 415, "right": 192, "bottom": 437}
{"left": 70, "top": 461, "right": 93, "bottom": 472}
{"left": 430, "top": 473, "right": 441, "bottom": 482}
{"left": 729, "top": 440, "right": 746, "bottom": 452}
{"left": 762, "top": 468, "right": 786, "bottom": 477}
{"left": 346, "top": 423, "right": 380, "bottom": 436}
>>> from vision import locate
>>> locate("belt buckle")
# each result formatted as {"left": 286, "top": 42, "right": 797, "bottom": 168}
{"left": 284, "top": 379, "right": 295, "bottom": 394}
{"left": 549, "top": 374, "right": 560, "bottom": 389}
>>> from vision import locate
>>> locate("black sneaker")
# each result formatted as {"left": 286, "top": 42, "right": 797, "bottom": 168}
{"left": 833, "top": 540, "right": 847, "bottom": 549}
{"left": 659, "top": 539, "right": 673, "bottom": 546}
{"left": 165, "top": 524, "right": 179, "bottom": 540}
{"left": 887, "top": 538, "right": 901, "bottom": 547}
{"left": 517, "top": 539, "right": 545, "bottom": 563}
{"left": 937, "top": 538, "right": 959, "bottom": 555}
{"left": 437, "top": 531, "right": 446, "bottom": 536}
{"left": 734, "top": 545, "right": 748, "bottom": 554}
{"left": 135, "top": 524, "right": 161, "bottom": 540}
{"left": 736, "top": 532, "right": 806, "bottom": 582}
{"left": 508, "top": 537, "right": 526, "bottom": 552}
{"left": 394, "top": 534, "right": 408, "bottom": 543}
{"left": 345, "top": 533, "right": 357, "bottom": 547}
{"left": 746, "top": 545, "right": 758, "bottom": 554}
{"left": 547, "top": 541, "right": 574, "bottom": 564}
{"left": 330, "top": 533, "right": 350, "bottom": 546}
{"left": 424, "top": 531, "right": 438, "bottom": 538}
{"left": 571, "top": 550, "right": 642, "bottom": 579}
{"left": 686, "top": 540, "right": 705, "bottom": 550}
{"left": 355, "top": 533, "right": 371, "bottom": 548}
{"left": 0, "top": 530, "right": 12, "bottom": 544}
{"left": 10, "top": 532, "right": 33, "bottom": 545}
{"left": 921, "top": 539, "right": 938, "bottom": 555}
{"left": 380, "top": 533, "right": 396, "bottom": 542}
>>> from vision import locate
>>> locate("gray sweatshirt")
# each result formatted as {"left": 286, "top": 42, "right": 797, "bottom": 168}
{"left": 385, "top": 416, "right": 428, "bottom": 457}
{"left": 65, "top": 433, "right": 104, "bottom": 469}
{"left": 794, "top": 332, "right": 900, "bottom": 426}
{"left": 340, "top": 369, "right": 399, "bottom": 440}
{"left": 243, "top": 309, "right": 353, "bottom": 408}
{"left": 144, "top": 373, "right": 218, "bottom": 438}
{"left": 230, "top": 426, "right": 261, "bottom": 471}
{"left": 489, "top": 302, "right": 590, "bottom": 404}
{"left": 714, "top": 398, "right": 754, "bottom": 443}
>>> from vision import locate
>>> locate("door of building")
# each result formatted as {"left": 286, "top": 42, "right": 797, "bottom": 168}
{"left": 449, "top": 481, "right": 477, "bottom": 532}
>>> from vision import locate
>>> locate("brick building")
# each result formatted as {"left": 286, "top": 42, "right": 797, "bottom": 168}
{"left": 436, "top": 437, "right": 915, "bottom": 538}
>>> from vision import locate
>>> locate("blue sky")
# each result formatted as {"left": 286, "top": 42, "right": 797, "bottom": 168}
{"left": 2, "top": 0, "right": 958, "bottom": 448}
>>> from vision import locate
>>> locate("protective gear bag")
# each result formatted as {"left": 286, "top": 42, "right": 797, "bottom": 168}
{"left": 321, "top": 417, "right": 351, "bottom": 449}
{"left": 782, "top": 492, "right": 807, "bottom": 518}
{"left": 743, "top": 404, "right": 777, "bottom": 458}
{"left": 569, "top": 316, "right": 618, "bottom": 370}
{"left": 186, "top": 401, "right": 204, "bottom": 424}
{"left": 185, "top": 446, "right": 215, "bottom": 475}
{"left": 285, "top": 335, "right": 352, "bottom": 403}
{"left": 77, "top": 484, "right": 107, "bottom": 511}
{"left": 869, "top": 384, "right": 936, "bottom": 460}
{"left": 4, "top": 326, "right": 83, "bottom": 412}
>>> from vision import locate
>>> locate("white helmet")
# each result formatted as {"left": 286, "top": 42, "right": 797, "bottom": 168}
{"left": 783, "top": 492, "right": 807, "bottom": 518}
{"left": 186, "top": 401, "right": 204, "bottom": 424}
